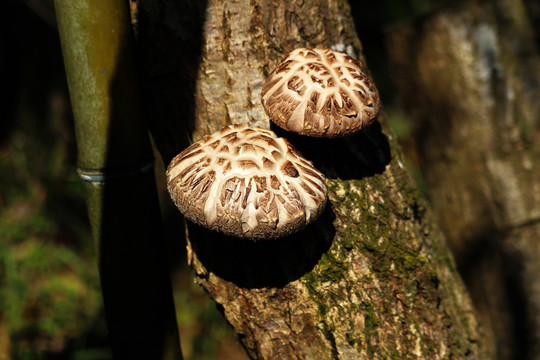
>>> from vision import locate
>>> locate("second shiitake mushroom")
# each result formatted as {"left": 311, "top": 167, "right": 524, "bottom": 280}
{"left": 261, "top": 48, "right": 380, "bottom": 138}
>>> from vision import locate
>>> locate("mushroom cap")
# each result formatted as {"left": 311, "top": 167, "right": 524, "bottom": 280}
{"left": 261, "top": 48, "right": 380, "bottom": 138}
{"left": 166, "top": 125, "right": 327, "bottom": 240}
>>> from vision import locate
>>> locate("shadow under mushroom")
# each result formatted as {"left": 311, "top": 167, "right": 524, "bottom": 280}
{"left": 187, "top": 204, "right": 336, "bottom": 289}
{"left": 271, "top": 120, "right": 391, "bottom": 180}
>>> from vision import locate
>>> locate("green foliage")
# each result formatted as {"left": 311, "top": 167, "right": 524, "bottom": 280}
{"left": 0, "top": 3, "right": 105, "bottom": 357}
{"left": 0, "top": 206, "right": 103, "bottom": 359}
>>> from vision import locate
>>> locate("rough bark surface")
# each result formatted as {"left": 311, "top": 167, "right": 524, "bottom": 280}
{"left": 387, "top": 0, "right": 540, "bottom": 358}
{"left": 135, "top": 0, "right": 491, "bottom": 358}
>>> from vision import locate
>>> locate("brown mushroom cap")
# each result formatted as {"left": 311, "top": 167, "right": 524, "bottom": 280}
{"left": 261, "top": 48, "right": 380, "bottom": 138}
{"left": 166, "top": 125, "right": 327, "bottom": 240}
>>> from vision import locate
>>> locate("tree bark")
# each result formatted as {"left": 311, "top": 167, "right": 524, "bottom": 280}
{"left": 135, "top": 0, "right": 492, "bottom": 358}
{"left": 387, "top": 0, "right": 540, "bottom": 359}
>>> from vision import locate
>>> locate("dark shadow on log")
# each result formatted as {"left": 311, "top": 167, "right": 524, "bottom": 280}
{"left": 271, "top": 120, "right": 391, "bottom": 180}
{"left": 54, "top": 0, "right": 184, "bottom": 356}
{"left": 188, "top": 204, "right": 336, "bottom": 289}
{"left": 136, "top": 0, "right": 208, "bottom": 165}
{"left": 96, "top": 10, "right": 182, "bottom": 359}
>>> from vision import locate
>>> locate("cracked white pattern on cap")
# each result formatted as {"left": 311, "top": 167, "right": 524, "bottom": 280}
{"left": 166, "top": 125, "right": 327, "bottom": 240}
{"left": 262, "top": 48, "right": 380, "bottom": 137}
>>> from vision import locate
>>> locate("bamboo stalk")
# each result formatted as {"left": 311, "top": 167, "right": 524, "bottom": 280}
{"left": 54, "top": 1, "right": 182, "bottom": 358}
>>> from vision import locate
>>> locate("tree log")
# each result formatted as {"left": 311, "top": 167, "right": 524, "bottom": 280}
{"left": 387, "top": 0, "right": 540, "bottom": 358}
{"left": 135, "top": 0, "right": 492, "bottom": 358}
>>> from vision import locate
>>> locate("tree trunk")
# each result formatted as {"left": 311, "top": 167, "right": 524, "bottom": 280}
{"left": 387, "top": 0, "right": 540, "bottom": 359}
{"left": 135, "top": 0, "right": 492, "bottom": 358}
